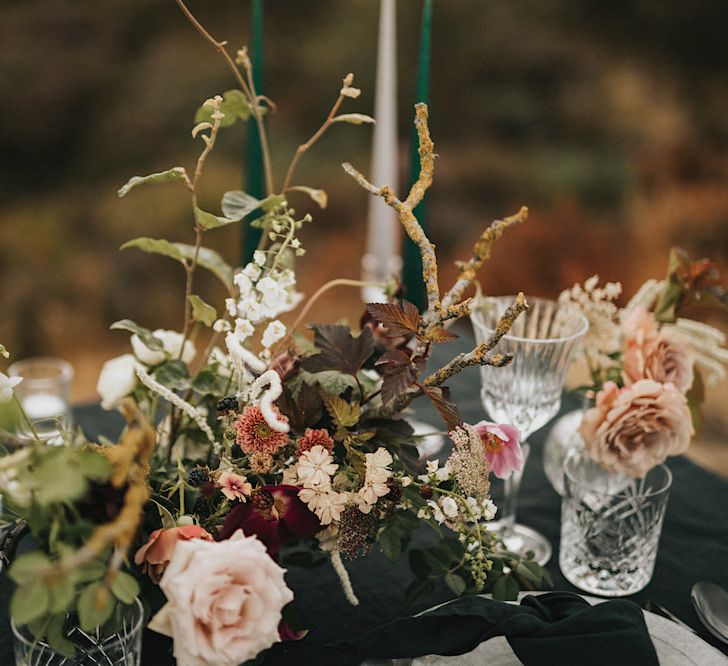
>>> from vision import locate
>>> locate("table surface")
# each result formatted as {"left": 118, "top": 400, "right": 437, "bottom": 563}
{"left": 1, "top": 343, "right": 727, "bottom": 664}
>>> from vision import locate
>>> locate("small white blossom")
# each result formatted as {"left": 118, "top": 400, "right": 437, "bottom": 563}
{"left": 253, "top": 250, "right": 267, "bottom": 266}
{"left": 427, "top": 499, "right": 445, "bottom": 524}
{"left": 0, "top": 372, "right": 22, "bottom": 404}
{"left": 261, "top": 320, "right": 286, "bottom": 349}
{"left": 440, "top": 496, "right": 458, "bottom": 519}
{"left": 212, "top": 318, "right": 231, "bottom": 333}
{"left": 481, "top": 498, "right": 498, "bottom": 520}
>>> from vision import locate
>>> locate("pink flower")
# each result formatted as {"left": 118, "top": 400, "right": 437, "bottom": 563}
{"left": 234, "top": 405, "right": 289, "bottom": 454}
{"left": 218, "top": 471, "right": 252, "bottom": 502}
{"left": 621, "top": 307, "right": 694, "bottom": 393}
{"left": 473, "top": 421, "right": 524, "bottom": 479}
{"left": 579, "top": 379, "right": 694, "bottom": 477}
{"left": 219, "top": 484, "right": 321, "bottom": 557}
{"left": 134, "top": 525, "right": 213, "bottom": 583}
{"left": 148, "top": 530, "right": 294, "bottom": 666}
{"left": 295, "top": 427, "right": 334, "bottom": 457}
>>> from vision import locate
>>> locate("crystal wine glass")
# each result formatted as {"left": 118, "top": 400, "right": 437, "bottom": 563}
{"left": 470, "top": 295, "right": 588, "bottom": 565}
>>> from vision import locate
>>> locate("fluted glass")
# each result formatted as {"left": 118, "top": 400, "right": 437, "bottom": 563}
{"left": 471, "top": 295, "right": 587, "bottom": 564}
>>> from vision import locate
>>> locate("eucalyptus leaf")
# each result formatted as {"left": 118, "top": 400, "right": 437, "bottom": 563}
{"left": 11, "top": 579, "right": 50, "bottom": 625}
{"left": 332, "top": 113, "right": 376, "bottom": 125}
{"left": 49, "top": 578, "right": 76, "bottom": 614}
{"left": 194, "top": 90, "right": 252, "bottom": 128}
{"left": 444, "top": 572, "right": 467, "bottom": 596}
{"left": 153, "top": 360, "right": 190, "bottom": 390}
{"left": 194, "top": 207, "right": 235, "bottom": 230}
{"left": 77, "top": 582, "right": 115, "bottom": 632}
{"left": 221, "top": 190, "right": 262, "bottom": 221}
{"left": 287, "top": 186, "right": 328, "bottom": 209}
{"left": 110, "top": 572, "right": 140, "bottom": 604}
{"left": 188, "top": 295, "right": 217, "bottom": 327}
{"left": 9, "top": 551, "right": 51, "bottom": 584}
{"left": 117, "top": 167, "right": 187, "bottom": 198}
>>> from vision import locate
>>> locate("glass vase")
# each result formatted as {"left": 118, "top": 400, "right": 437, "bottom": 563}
{"left": 559, "top": 451, "right": 672, "bottom": 597}
{"left": 12, "top": 598, "right": 144, "bottom": 666}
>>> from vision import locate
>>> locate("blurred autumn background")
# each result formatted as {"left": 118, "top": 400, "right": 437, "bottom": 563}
{"left": 1, "top": 1, "right": 727, "bottom": 470}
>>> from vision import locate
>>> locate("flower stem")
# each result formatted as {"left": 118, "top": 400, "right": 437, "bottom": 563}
{"left": 12, "top": 395, "right": 40, "bottom": 441}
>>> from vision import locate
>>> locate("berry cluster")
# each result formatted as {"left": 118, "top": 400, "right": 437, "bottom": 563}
{"left": 216, "top": 396, "right": 239, "bottom": 413}
{"left": 188, "top": 466, "right": 210, "bottom": 487}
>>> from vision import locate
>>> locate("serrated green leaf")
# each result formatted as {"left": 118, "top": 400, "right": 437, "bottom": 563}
{"left": 110, "top": 319, "right": 164, "bottom": 351}
{"left": 221, "top": 190, "right": 262, "bottom": 221}
{"left": 49, "top": 578, "right": 76, "bottom": 614}
{"left": 194, "top": 207, "right": 235, "bottom": 230}
{"left": 117, "top": 167, "right": 187, "bottom": 197}
{"left": 332, "top": 113, "right": 376, "bottom": 125}
{"left": 77, "top": 582, "right": 115, "bottom": 632}
{"left": 321, "top": 392, "right": 360, "bottom": 430}
{"left": 188, "top": 295, "right": 217, "bottom": 327}
{"left": 153, "top": 360, "right": 190, "bottom": 390}
{"left": 287, "top": 186, "right": 328, "bottom": 209}
{"left": 11, "top": 579, "right": 50, "bottom": 625}
{"left": 194, "top": 90, "right": 252, "bottom": 128}
{"left": 9, "top": 552, "right": 51, "bottom": 584}
{"left": 444, "top": 572, "right": 467, "bottom": 596}
{"left": 76, "top": 449, "right": 112, "bottom": 482}
{"left": 110, "top": 572, "right": 140, "bottom": 604}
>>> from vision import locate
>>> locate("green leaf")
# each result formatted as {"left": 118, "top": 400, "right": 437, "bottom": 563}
{"left": 110, "top": 319, "right": 164, "bottom": 351}
{"left": 222, "top": 190, "right": 262, "bottom": 221}
{"left": 188, "top": 294, "right": 217, "bottom": 327}
{"left": 11, "top": 579, "right": 50, "bottom": 625}
{"left": 121, "top": 239, "right": 234, "bottom": 291}
{"left": 332, "top": 113, "right": 376, "bottom": 125}
{"left": 259, "top": 194, "right": 287, "bottom": 212}
{"left": 153, "top": 360, "right": 190, "bottom": 390}
{"left": 77, "top": 582, "right": 115, "bottom": 632}
{"left": 492, "top": 574, "right": 519, "bottom": 601}
{"left": 46, "top": 614, "right": 75, "bottom": 657}
{"left": 194, "top": 206, "right": 235, "bottom": 230}
{"left": 405, "top": 577, "right": 434, "bottom": 604}
{"left": 287, "top": 186, "right": 328, "bottom": 209}
{"left": 49, "top": 578, "right": 76, "bottom": 614}
{"left": 378, "top": 525, "right": 404, "bottom": 563}
{"left": 444, "top": 572, "right": 467, "bottom": 596}
{"left": 9, "top": 552, "right": 51, "bottom": 584}
{"left": 30, "top": 451, "right": 88, "bottom": 506}
{"left": 321, "top": 392, "right": 360, "bottom": 430}
{"left": 76, "top": 449, "right": 112, "bottom": 482}
{"left": 192, "top": 368, "right": 230, "bottom": 396}
{"left": 72, "top": 560, "right": 108, "bottom": 584}
{"left": 117, "top": 167, "right": 187, "bottom": 197}
{"left": 194, "top": 90, "right": 252, "bottom": 127}
{"left": 409, "top": 550, "right": 431, "bottom": 579}
{"left": 110, "top": 572, "right": 140, "bottom": 604}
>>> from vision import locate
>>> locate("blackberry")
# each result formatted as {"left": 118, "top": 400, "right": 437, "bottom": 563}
{"left": 216, "top": 396, "right": 239, "bottom": 413}
{"left": 192, "top": 495, "right": 210, "bottom": 519}
{"left": 188, "top": 466, "right": 209, "bottom": 487}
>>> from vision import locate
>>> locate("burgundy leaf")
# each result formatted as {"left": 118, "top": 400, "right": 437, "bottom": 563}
{"left": 366, "top": 300, "right": 421, "bottom": 337}
{"left": 301, "top": 324, "right": 375, "bottom": 376}
{"left": 426, "top": 326, "right": 459, "bottom": 344}
{"left": 376, "top": 350, "right": 425, "bottom": 405}
{"left": 422, "top": 385, "right": 462, "bottom": 431}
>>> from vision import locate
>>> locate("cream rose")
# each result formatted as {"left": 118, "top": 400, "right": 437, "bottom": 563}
{"left": 149, "top": 531, "right": 293, "bottom": 666}
{"left": 621, "top": 307, "right": 694, "bottom": 393}
{"left": 579, "top": 379, "right": 694, "bottom": 477}
{"left": 96, "top": 354, "right": 138, "bottom": 410}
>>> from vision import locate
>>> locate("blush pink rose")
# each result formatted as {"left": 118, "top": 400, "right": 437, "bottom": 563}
{"left": 473, "top": 421, "right": 524, "bottom": 479}
{"left": 134, "top": 525, "right": 213, "bottom": 583}
{"left": 579, "top": 379, "right": 693, "bottom": 477}
{"left": 149, "top": 530, "right": 294, "bottom": 666}
{"left": 621, "top": 307, "right": 694, "bottom": 393}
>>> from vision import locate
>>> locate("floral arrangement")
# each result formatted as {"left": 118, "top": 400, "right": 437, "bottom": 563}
{"left": 560, "top": 251, "right": 728, "bottom": 477}
{"left": 0, "top": 5, "right": 550, "bottom": 665}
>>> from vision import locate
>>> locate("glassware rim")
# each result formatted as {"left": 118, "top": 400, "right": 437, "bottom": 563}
{"left": 11, "top": 597, "right": 145, "bottom": 650}
{"left": 470, "top": 294, "right": 589, "bottom": 345}
{"left": 7, "top": 357, "right": 74, "bottom": 389}
{"left": 563, "top": 450, "right": 673, "bottom": 499}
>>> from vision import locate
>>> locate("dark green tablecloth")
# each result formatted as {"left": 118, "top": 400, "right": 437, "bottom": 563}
{"left": 1, "top": 354, "right": 727, "bottom": 663}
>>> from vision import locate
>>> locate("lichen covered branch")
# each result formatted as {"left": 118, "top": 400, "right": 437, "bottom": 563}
{"left": 343, "top": 103, "right": 441, "bottom": 314}
{"left": 442, "top": 207, "right": 529, "bottom": 310}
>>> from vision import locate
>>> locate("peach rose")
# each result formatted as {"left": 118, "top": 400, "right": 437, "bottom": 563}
{"left": 148, "top": 530, "right": 294, "bottom": 666}
{"left": 579, "top": 379, "right": 693, "bottom": 477}
{"left": 621, "top": 307, "right": 694, "bottom": 393}
{"left": 134, "top": 525, "right": 213, "bottom": 583}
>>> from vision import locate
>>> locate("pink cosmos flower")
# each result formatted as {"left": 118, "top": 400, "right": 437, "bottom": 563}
{"left": 473, "top": 421, "right": 524, "bottom": 479}
{"left": 218, "top": 471, "right": 253, "bottom": 502}
{"left": 134, "top": 524, "right": 213, "bottom": 583}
